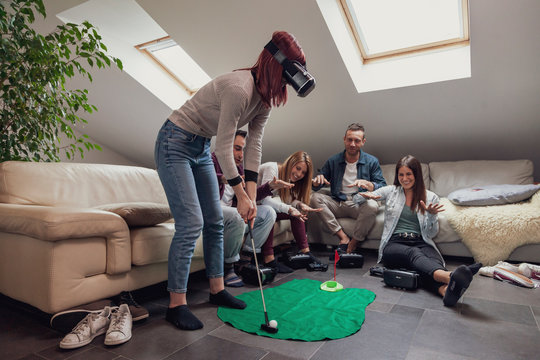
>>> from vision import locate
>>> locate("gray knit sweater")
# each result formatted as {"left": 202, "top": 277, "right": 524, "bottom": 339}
{"left": 168, "top": 70, "right": 270, "bottom": 180}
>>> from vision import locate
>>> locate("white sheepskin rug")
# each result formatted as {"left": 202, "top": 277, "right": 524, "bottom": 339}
{"left": 440, "top": 192, "right": 540, "bottom": 266}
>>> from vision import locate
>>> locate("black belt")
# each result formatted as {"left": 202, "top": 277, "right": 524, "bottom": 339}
{"left": 397, "top": 232, "right": 420, "bottom": 239}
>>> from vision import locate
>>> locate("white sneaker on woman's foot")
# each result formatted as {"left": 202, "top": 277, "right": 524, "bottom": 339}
{"left": 518, "top": 263, "right": 540, "bottom": 280}
{"left": 104, "top": 304, "right": 132, "bottom": 346}
{"left": 59, "top": 306, "right": 112, "bottom": 349}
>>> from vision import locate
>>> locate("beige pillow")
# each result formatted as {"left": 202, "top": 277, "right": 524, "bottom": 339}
{"left": 95, "top": 202, "right": 172, "bottom": 226}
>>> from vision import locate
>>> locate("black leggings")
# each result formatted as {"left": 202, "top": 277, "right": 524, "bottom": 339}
{"left": 382, "top": 235, "right": 447, "bottom": 294}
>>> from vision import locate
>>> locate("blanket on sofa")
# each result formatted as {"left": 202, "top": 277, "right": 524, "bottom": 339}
{"left": 440, "top": 192, "right": 540, "bottom": 266}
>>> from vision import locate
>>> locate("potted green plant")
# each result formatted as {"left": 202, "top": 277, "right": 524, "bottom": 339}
{"left": 0, "top": 0, "right": 123, "bottom": 162}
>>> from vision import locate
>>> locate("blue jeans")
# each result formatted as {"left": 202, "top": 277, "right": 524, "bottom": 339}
{"left": 154, "top": 120, "right": 224, "bottom": 293}
{"left": 222, "top": 204, "right": 276, "bottom": 263}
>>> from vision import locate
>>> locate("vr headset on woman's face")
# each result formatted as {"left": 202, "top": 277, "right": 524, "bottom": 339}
{"left": 264, "top": 41, "right": 316, "bottom": 97}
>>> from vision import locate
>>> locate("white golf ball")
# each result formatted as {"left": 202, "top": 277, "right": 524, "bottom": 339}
{"left": 269, "top": 320, "right": 278, "bottom": 328}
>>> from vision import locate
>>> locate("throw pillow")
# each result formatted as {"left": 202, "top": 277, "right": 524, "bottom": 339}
{"left": 95, "top": 202, "right": 172, "bottom": 226}
{"left": 447, "top": 184, "right": 540, "bottom": 206}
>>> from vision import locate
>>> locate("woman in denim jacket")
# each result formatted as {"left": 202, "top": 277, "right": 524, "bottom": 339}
{"left": 354, "top": 155, "right": 481, "bottom": 306}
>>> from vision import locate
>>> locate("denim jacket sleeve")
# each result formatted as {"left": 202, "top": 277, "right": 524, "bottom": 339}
{"left": 419, "top": 191, "right": 440, "bottom": 239}
{"left": 312, "top": 158, "right": 333, "bottom": 192}
{"left": 368, "top": 158, "right": 387, "bottom": 191}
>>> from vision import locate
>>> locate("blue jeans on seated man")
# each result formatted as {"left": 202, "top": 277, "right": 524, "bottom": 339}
{"left": 222, "top": 204, "right": 276, "bottom": 263}
{"left": 154, "top": 120, "right": 224, "bottom": 294}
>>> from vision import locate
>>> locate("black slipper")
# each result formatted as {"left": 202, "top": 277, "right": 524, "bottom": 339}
{"left": 443, "top": 265, "right": 473, "bottom": 307}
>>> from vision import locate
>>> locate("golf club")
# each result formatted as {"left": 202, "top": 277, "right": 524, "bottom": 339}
{"left": 247, "top": 222, "right": 278, "bottom": 334}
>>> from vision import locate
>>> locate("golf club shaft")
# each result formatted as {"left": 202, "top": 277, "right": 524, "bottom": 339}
{"left": 247, "top": 222, "right": 268, "bottom": 314}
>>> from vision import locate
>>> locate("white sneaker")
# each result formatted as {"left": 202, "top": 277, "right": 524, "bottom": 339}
{"left": 479, "top": 261, "right": 520, "bottom": 278}
{"left": 479, "top": 265, "right": 495, "bottom": 277}
{"left": 59, "top": 306, "right": 112, "bottom": 349}
{"left": 518, "top": 263, "right": 540, "bottom": 280}
{"left": 104, "top": 304, "right": 132, "bottom": 346}
{"left": 496, "top": 261, "right": 520, "bottom": 272}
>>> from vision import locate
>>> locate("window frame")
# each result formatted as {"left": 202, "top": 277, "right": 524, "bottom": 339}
{"left": 338, "top": 0, "right": 470, "bottom": 64}
{"left": 135, "top": 36, "right": 198, "bottom": 96}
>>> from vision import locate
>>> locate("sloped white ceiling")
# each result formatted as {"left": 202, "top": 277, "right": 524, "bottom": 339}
{"left": 38, "top": 0, "right": 540, "bottom": 179}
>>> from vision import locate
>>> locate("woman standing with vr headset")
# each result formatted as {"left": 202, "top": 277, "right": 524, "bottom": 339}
{"left": 154, "top": 31, "right": 315, "bottom": 331}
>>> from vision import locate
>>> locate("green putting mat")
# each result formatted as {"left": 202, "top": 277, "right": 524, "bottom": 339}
{"left": 217, "top": 279, "right": 376, "bottom": 341}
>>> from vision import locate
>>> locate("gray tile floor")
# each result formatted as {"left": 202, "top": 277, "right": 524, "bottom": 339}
{"left": 2, "top": 248, "right": 540, "bottom": 360}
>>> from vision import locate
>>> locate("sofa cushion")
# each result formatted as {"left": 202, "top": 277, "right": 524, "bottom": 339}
{"left": 429, "top": 160, "right": 534, "bottom": 197}
{"left": 130, "top": 223, "right": 204, "bottom": 266}
{"left": 130, "top": 223, "right": 173, "bottom": 265}
{"left": 0, "top": 161, "right": 168, "bottom": 207}
{"left": 95, "top": 202, "right": 172, "bottom": 226}
{"left": 447, "top": 184, "right": 540, "bottom": 206}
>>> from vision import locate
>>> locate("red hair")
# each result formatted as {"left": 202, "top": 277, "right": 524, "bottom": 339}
{"left": 247, "top": 31, "right": 306, "bottom": 108}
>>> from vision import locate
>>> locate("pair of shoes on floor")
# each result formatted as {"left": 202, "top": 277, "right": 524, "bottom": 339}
{"left": 110, "top": 291, "right": 149, "bottom": 322}
{"left": 479, "top": 261, "right": 519, "bottom": 277}
{"left": 224, "top": 266, "right": 244, "bottom": 287}
{"left": 59, "top": 304, "right": 132, "bottom": 349}
{"left": 51, "top": 292, "right": 148, "bottom": 334}
{"left": 50, "top": 299, "right": 112, "bottom": 334}
{"left": 479, "top": 261, "right": 540, "bottom": 280}
{"left": 478, "top": 261, "right": 536, "bottom": 288}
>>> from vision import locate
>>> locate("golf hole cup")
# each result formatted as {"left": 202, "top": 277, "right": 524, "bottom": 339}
{"left": 320, "top": 280, "right": 344, "bottom": 292}
{"left": 269, "top": 320, "right": 278, "bottom": 329}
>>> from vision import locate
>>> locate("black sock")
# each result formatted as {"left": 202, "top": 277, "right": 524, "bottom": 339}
{"left": 443, "top": 265, "right": 473, "bottom": 307}
{"left": 209, "top": 289, "right": 246, "bottom": 309}
{"left": 166, "top": 305, "right": 203, "bottom": 330}
{"left": 303, "top": 251, "right": 323, "bottom": 264}
{"left": 265, "top": 259, "right": 293, "bottom": 273}
{"left": 337, "top": 244, "right": 348, "bottom": 253}
{"left": 224, "top": 262, "right": 233, "bottom": 271}
{"left": 240, "top": 250, "right": 252, "bottom": 262}
{"left": 468, "top": 262, "right": 483, "bottom": 276}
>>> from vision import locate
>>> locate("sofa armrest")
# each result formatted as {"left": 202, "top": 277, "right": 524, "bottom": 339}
{"left": 0, "top": 204, "right": 130, "bottom": 275}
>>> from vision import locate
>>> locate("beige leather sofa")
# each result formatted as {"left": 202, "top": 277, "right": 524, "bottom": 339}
{"left": 307, "top": 159, "right": 540, "bottom": 263}
{"left": 0, "top": 161, "right": 206, "bottom": 314}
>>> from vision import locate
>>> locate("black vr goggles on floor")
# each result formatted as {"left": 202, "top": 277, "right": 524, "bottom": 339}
{"left": 240, "top": 264, "right": 277, "bottom": 286}
{"left": 329, "top": 252, "right": 365, "bottom": 268}
{"left": 370, "top": 266, "right": 419, "bottom": 290}
{"left": 264, "top": 41, "right": 316, "bottom": 97}
{"left": 281, "top": 253, "right": 328, "bottom": 271}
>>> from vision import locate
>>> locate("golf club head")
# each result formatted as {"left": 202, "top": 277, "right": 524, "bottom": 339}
{"left": 261, "top": 323, "right": 278, "bottom": 334}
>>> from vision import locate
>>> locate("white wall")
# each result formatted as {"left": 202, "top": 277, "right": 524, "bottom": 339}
{"left": 36, "top": 0, "right": 540, "bottom": 181}
{"left": 58, "top": 132, "right": 140, "bottom": 166}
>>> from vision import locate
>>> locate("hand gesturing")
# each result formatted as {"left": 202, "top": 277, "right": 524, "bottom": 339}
{"left": 359, "top": 191, "right": 381, "bottom": 200}
{"left": 269, "top": 176, "right": 294, "bottom": 190}
{"left": 419, "top": 201, "right": 445, "bottom": 214}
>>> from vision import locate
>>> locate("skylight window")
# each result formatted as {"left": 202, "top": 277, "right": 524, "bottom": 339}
{"left": 56, "top": 0, "right": 209, "bottom": 109}
{"left": 343, "top": 0, "right": 469, "bottom": 62}
{"left": 317, "top": 0, "right": 471, "bottom": 93}
{"left": 136, "top": 37, "right": 210, "bottom": 96}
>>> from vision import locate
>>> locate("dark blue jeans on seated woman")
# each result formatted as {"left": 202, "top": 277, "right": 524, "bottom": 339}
{"left": 382, "top": 234, "right": 447, "bottom": 293}
{"left": 154, "top": 120, "right": 224, "bottom": 294}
